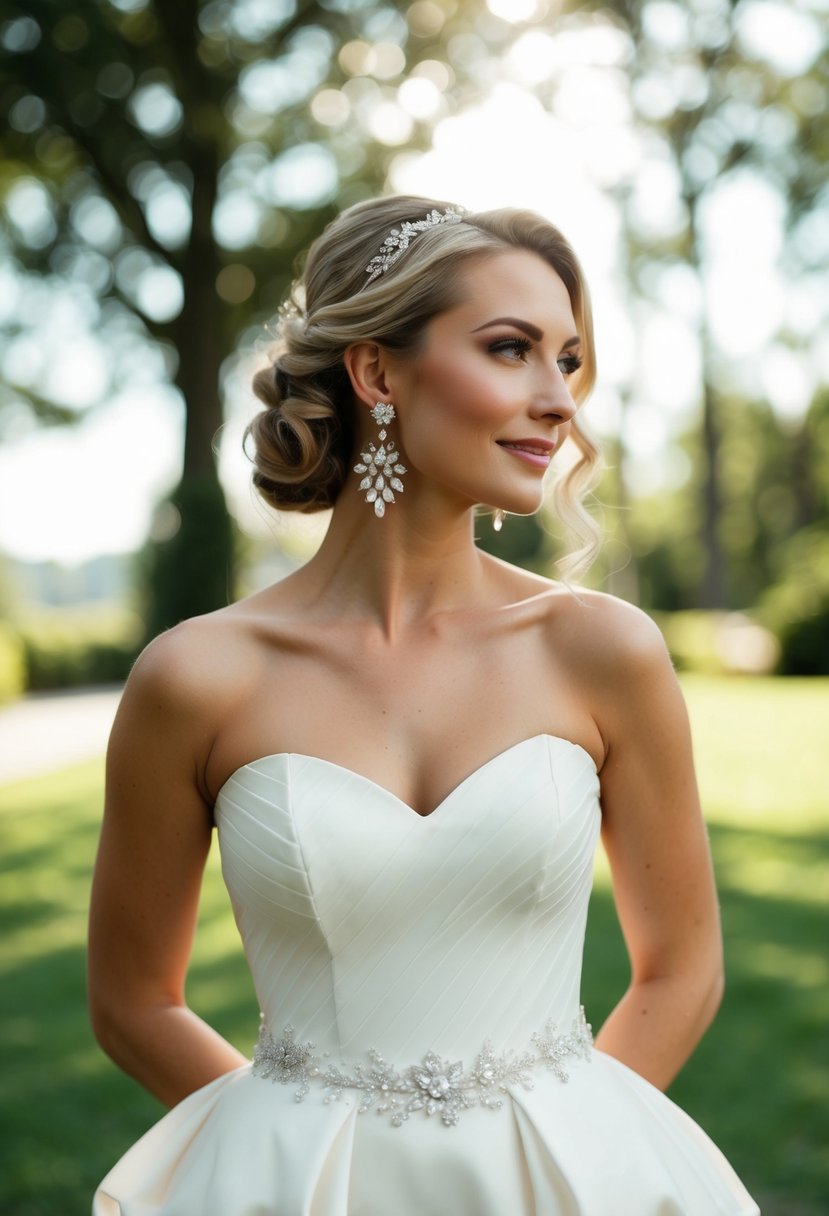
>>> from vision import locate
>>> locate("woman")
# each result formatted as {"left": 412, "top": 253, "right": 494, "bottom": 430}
{"left": 90, "top": 195, "right": 759, "bottom": 1214}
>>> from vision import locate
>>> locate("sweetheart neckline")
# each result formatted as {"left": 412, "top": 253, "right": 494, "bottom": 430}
{"left": 214, "top": 733, "right": 599, "bottom": 820}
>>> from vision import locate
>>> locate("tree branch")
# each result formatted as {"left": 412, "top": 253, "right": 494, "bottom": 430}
{"left": 59, "top": 115, "right": 181, "bottom": 268}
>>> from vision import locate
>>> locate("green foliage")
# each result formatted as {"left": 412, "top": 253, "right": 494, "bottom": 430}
{"left": 652, "top": 610, "right": 729, "bottom": 674}
{"left": 650, "top": 610, "right": 780, "bottom": 676}
{"left": 594, "top": 0, "right": 828, "bottom": 610}
{"left": 759, "top": 527, "right": 829, "bottom": 676}
{"left": 1, "top": 0, "right": 515, "bottom": 628}
{"left": 0, "top": 621, "right": 26, "bottom": 704}
{"left": 4, "top": 0, "right": 828, "bottom": 639}
{"left": 136, "top": 473, "right": 238, "bottom": 643}
{"left": 474, "top": 508, "right": 554, "bottom": 574}
{"left": 0, "top": 554, "right": 23, "bottom": 620}
{"left": 627, "top": 393, "right": 826, "bottom": 642}
{"left": 632, "top": 480, "right": 705, "bottom": 613}
{"left": 753, "top": 391, "right": 829, "bottom": 675}
{"left": 778, "top": 612, "right": 829, "bottom": 678}
{"left": 14, "top": 605, "right": 142, "bottom": 691}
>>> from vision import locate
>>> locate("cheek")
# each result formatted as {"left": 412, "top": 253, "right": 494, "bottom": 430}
{"left": 412, "top": 355, "right": 516, "bottom": 428}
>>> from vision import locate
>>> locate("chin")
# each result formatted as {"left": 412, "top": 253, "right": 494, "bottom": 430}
{"left": 497, "top": 491, "right": 547, "bottom": 516}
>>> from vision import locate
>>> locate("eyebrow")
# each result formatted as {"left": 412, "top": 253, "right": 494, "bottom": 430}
{"left": 470, "top": 316, "right": 581, "bottom": 349}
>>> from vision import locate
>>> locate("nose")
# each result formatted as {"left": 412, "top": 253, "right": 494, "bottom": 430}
{"left": 529, "top": 362, "right": 578, "bottom": 425}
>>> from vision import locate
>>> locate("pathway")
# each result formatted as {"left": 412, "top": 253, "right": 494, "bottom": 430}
{"left": 0, "top": 685, "right": 122, "bottom": 784}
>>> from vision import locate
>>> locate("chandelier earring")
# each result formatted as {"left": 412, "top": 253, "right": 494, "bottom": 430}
{"left": 354, "top": 402, "right": 407, "bottom": 518}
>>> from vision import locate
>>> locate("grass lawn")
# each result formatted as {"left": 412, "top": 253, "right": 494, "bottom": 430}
{"left": 1, "top": 675, "right": 827, "bottom": 1215}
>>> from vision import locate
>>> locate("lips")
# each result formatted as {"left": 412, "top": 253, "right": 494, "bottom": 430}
{"left": 497, "top": 439, "right": 555, "bottom": 456}
{"left": 496, "top": 438, "right": 555, "bottom": 470}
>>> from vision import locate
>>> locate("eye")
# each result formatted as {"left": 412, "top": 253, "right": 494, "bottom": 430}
{"left": 557, "top": 353, "right": 583, "bottom": 377}
{"left": 488, "top": 336, "right": 533, "bottom": 362}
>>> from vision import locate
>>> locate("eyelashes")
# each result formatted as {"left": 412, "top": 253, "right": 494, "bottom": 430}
{"left": 557, "top": 353, "right": 583, "bottom": 376}
{"left": 488, "top": 337, "right": 534, "bottom": 360}
{"left": 487, "top": 337, "right": 583, "bottom": 376}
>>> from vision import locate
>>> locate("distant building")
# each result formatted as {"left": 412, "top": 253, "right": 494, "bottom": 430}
{"left": 2, "top": 552, "right": 134, "bottom": 610}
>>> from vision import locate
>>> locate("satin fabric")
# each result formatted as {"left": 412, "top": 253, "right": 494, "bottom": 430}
{"left": 94, "top": 735, "right": 759, "bottom": 1215}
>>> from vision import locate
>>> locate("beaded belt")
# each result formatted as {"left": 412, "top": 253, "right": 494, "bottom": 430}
{"left": 251, "top": 1007, "right": 593, "bottom": 1127}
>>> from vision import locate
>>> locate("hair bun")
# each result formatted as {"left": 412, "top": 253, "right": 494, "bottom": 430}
{"left": 246, "top": 357, "right": 350, "bottom": 512}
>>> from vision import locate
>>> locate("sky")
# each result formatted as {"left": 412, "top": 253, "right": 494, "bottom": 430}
{"left": 0, "top": 0, "right": 826, "bottom": 565}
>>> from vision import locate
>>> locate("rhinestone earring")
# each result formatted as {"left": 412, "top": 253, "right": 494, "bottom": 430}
{"left": 354, "top": 402, "right": 407, "bottom": 518}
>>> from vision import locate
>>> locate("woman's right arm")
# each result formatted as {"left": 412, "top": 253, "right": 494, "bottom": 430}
{"left": 88, "top": 625, "right": 248, "bottom": 1108}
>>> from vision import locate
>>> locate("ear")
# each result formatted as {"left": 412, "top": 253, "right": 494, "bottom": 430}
{"left": 343, "top": 342, "right": 396, "bottom": 409}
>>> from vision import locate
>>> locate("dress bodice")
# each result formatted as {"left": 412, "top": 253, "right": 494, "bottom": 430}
{"left": 214, "top": 734, "right": 601, "bottom": 1062}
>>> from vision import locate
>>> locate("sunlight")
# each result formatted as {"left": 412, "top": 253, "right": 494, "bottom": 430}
{"left": 390, "top": 83, "right": 619, "bottom": 279}
{"left": 736, "top": 0, "right": 822, "bottom": 74}
{"left": 4, "top": 5, "right": 825, "bottom": 565}
{"left": 0, "top": 390, "right": 182, "bottom": 562}
{"left": 486, "top": 0, "right": 546, "bottom": 21}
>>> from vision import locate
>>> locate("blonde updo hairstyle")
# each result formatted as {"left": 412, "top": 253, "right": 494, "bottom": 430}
{"left": 247, "top": 194, "right": 602, "bottom": 578}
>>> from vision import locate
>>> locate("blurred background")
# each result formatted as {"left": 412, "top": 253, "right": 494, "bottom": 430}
{"left": 0, "top": 1, "right": 827, "bottom": 1213}
{"left": 1, "top": 0, "right": 828, "bottom": 678}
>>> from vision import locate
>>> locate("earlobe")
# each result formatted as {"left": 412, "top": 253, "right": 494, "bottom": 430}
{"left": 344, "top": 342, "right": 395, "bottom": 409}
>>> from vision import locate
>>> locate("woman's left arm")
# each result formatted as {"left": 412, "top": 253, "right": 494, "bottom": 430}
{"left": 588, "top": 602, "right": 724, "bottom": 1091}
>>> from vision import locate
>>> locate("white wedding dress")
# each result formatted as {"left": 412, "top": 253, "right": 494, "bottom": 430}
{"left": 94, "top": 734, "right": 759, "bottom": 1215}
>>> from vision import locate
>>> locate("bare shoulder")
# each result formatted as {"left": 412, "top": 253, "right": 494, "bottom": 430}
{"left": 110, "top": 606, "right": 264, "bottom": 795}
{"left": 541, "top": 586, "right": 694, "bottom": 780}
{"left": 539, "top": 586, "right": 680, "bottom": 760}
{"left": 130, "top": 609, "right": 256, "bottom": 710}
{"left": 545, "top": 586, "right": 671, "bottom": 678}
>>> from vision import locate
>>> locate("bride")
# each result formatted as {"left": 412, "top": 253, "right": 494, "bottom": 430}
{"left": 89, "top": 195, "right": 759, "bottom": 1214}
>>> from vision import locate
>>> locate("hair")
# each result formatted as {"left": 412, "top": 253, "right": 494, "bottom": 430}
{"left": 246, "top": 194, "right": 603, "bottom": 579}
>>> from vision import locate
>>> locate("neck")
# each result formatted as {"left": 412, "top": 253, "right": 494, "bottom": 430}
{"left": 290, "top": 484, "right": 492, "bottom": 639}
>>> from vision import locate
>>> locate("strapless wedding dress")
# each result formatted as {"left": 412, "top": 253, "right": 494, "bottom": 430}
{"left": 94, "top": 734, "right": 759, "bottom": 1215}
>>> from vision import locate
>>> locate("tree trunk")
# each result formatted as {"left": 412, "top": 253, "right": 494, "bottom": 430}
{"left": 175, "top": 130, "right": 224, "bottom": 478}
{"left": 687, "top": 183, "right": 728, "bottom": 611}
{"left": 697, "top": 375, "right": 727, "bottom": 608}
{"left": 139, "top": 101, "right": 236, "bottom": 641}
{"left": 790, "top": 413, "right": 819, "bottom": 532}
{"left": 604, "top": 394, "right": 640, "bottom": 605}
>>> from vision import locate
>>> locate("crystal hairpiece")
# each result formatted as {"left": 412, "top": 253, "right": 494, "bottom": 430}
{"left": 365, "top": 207, "right": 465, "bottom": 284}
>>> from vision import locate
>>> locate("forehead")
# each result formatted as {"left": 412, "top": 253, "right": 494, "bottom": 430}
{"left": 442, "top": 248, "right": 576, "bottom": 331}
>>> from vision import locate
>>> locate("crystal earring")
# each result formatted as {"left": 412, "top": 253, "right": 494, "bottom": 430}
{"left": 493, "top": 509, "right": 506, "bottom": 532}
{"left": 353, "top": 402, "right": 407, "bottom": 518}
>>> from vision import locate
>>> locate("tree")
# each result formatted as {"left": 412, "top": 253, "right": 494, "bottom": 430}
{"left": 626, "top": 386, "right": 829, "bottom": 618}
{"left": 6, "top": 0, "right": 826, "bottom": 628}
{"left": 0, "top": 0, "right": 521, "bottom": 636}
{"left": 574, "top": 0, "right": 828, "bottom": 607}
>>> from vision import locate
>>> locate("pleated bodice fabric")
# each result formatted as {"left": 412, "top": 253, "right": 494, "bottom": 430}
{"left": 94, "top": 734, "right": 760, "bottom": 1216}
{"left": 216, "top": 735, "right": 599, "bottom": 1063}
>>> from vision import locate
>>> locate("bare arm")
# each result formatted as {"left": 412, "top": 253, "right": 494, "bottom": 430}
{"left": 88, "top": 627, "right": 247, "bottom": 1107}
{"left": 587, "top": 602, "right": 724, "bottom": 1090}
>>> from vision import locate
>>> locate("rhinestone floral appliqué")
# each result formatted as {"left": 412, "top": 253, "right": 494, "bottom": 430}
{"left": 251, "top": 1008, "right": 593, "bottom": 1128}
{"left": 353, "top": 403, "right": 407, "bottom": 518}
{"left": 364, "top": 207, "right": 465, "bottom": 283}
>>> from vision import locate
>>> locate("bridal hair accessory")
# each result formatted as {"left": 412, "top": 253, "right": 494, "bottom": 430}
{"left": 354, "top": 402, "right": 407, "bottom": 518}
{"left": 365, "top": 207, "right": 465, "bottom": 284}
